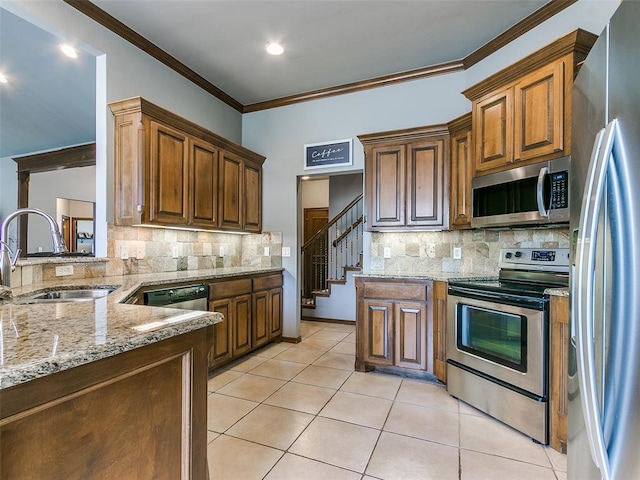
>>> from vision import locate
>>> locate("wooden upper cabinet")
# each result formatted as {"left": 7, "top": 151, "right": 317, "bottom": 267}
{"left": 109, "top": 97, "right": 265, "bottom": 232}
{"left": 243, "top": 159, "right": 262, "bottom": 233}
{"left": 218, "top": 150, "right": 243, "bottom": 230}
{"left": 189, "top": 137, "right": 218, "bottom": 229}
{"left": 359, "top": 125, "right": 449, "bottom": 231}
{"left": 369, "top": 144, "right": 405, "bottom": 227}
{"left": 473, "top": 87, "right": 513, "bottom": 173}
{"left": 406, "top": 139, "right": 446, "bottom": 227}
{"left": 448, "top": 113, "right": 473, "bottom": 230}
{"left": 463, "top": 29, "right": 597, "bottom": 176}
{"left": 148, "top": 120, "right": 189, "bottom": 225}
{"left": 514, "top": 60, "right": 565, "bottom": 162}
{"left": 218, "top": 150, "right": 263, "bottom": 232}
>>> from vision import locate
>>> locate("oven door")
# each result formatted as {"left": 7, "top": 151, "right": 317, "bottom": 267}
{"left": 446, "top": 291, "right": 547, "bottom": 397}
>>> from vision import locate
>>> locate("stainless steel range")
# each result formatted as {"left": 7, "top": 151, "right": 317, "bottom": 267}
{"left": 446, "top": 248, "right": 569, "bottom": 444}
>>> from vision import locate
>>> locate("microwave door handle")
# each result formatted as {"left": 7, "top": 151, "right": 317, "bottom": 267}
{"left": 536, "top": 166, "right": 549, "bottom": 217}
{"left": 575, "top": 119, "right": 618, "bottom": 480}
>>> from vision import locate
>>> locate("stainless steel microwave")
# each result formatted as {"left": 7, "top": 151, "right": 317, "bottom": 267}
{"left": 471, "top": 156, "right": 570, "bottom": 228}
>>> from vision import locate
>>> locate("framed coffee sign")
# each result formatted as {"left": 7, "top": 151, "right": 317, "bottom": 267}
{"left": 304, "top": 138, "right": 352, "bottom": 170}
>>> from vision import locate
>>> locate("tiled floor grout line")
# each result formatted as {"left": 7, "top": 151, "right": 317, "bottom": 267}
{"left": 211, "top": 353, "right": 372, "bottom": 479}
{"left": 208, "top": 321, "right": 567, "bottom": 479}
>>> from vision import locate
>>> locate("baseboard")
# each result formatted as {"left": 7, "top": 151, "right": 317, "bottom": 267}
{"left": 301, "top": 316, "right": 355, "bottom": 325}
{"left": 281, "top": 336, "right": 302, "bottom": 344}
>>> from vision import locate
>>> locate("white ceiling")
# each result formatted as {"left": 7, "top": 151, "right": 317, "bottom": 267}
{"left": 93, "top": 0, "right": 549, "bottom": 105}
{"left": 1, "top": 0, "right": 553, "bottom": 158}
{"left": 0, "top": 7, "right": 96, "bottom": 158}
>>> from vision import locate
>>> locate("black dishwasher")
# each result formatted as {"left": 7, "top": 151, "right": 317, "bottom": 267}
{"left": 143, "top": 284, "right": 209, "bottom": 311}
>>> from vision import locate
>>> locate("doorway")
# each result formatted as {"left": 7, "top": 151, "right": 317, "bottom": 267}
{"left": 303, "top": 207, "right": 329, "bottom": 243}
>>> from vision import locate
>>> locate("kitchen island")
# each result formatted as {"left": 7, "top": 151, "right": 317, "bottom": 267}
{"left": 0, "top": 274, "right": 229, "bottom": 479}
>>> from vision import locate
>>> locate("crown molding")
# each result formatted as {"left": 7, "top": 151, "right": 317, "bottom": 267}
{"left": 243, "top": 61, "right": 464, "bottom": 113}
{"left": 463, "top": 0, "right": 578, "bottom": 69}
{"left": 62, "top": 0, "right": 244, "bottom": 113}
{"left": 67, "top": 0, "right": 577, "bottom": 113}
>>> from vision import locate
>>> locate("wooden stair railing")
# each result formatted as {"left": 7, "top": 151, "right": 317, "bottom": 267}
{"left": 301, "top": 194, "right": 364, "bottom": 307}
{"left": 301, "top": 194, "right": 364, "bottom": 304}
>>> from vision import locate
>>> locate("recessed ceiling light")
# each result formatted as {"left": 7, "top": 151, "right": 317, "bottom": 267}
{"left": 301, "top": 176, "right": 310, "bottom": 181}
{"left": 0, "top": 73, "right": 7, "bottom": 84}
{"left": 265, "top": 42, "right": 284, "bottom": 56}
{"left": 60, "top": 44, "right": 78, "bottom": 58}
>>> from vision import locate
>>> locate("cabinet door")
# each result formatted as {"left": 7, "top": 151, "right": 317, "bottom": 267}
{"left": 209, "top": 298, "right": 232, "bottom": 368}
{"left": 113, "top": 111, "right": 144, "bottom": 225}
{"left": 189, "top": 138, "right": 218, "bottom": 229}
{"left": 362, "top": 300, "right": 394, "bottom": 366}
{"left": 450, "top": 123, "right": 473, "bottom": 230}
{"left": 473, "top": 87, "right": 513, "bottom": 174}
{"left": 252, "top": 290, "right": 270, "bottom": 349}
{"left": 269, "top": 287, "right": 283, "bottom": 339}
{"left": 394, "top": 301, "right": 427, "bottom": 370}
{"left": 243, "top": 160, "right": 262, "bottom": 233}
{"left": 218, "top": 150, "right": 243, "bottom": 230}
{"left": 148, "top": 121, "right": 189, "bottom": 225}
{"left": 232, "top": 293, "right": 252, "bottom": 356}
{"left": 549, "top": 295, "right": 569, "bottom": 453}
{"left": 406, "top": 138, "right": 447, "bottom": 228}
{"left": 514, "top": 60, "right": 565, "bottom": 162}
{"left": 367, "top": 145, "right": 405, "bottom": 228}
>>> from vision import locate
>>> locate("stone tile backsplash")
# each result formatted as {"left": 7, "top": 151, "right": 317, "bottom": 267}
{"left": 106, "top": 225, "right": 283, "bottom": 277}
{"left": 370, "top": 227, "right": 570, "bottom": 275}
{"left": 10, "top": 225, "right": 283, "bottom": 288}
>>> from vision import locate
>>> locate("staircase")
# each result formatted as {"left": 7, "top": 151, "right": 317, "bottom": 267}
{"left": 301, "top": 194, "right": 363, "bottom": 308}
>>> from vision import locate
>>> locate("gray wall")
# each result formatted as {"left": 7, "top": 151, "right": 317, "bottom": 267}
{"left": 242, "top": 0, "right": 619, "bottom": 339}
{"left": 329, "top": 173, "right": 363, "bottom": 220}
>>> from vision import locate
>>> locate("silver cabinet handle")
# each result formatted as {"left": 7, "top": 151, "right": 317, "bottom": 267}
{"left": 574, "top": 119, "right": 618, "bottom": 480}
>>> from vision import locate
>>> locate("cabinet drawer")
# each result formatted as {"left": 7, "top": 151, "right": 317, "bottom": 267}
{"left": 209, "top": 279, "right": 252, "bottom": 299}
{"left": 363, "top": 282, "right": 427, "bottom": 302}
{"left": 253, "top": 274, "right": 283, "bottom": 291}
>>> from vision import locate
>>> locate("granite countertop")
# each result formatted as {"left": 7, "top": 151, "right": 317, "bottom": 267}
{"left": 355, "top": 272, "right": 570, "bottom": 298}
{"left": 546, "top": 287, "right": 570, "bottom": 297}
{"left": 0, "top": 266, "right": 283, "bottom": 390}
{"left": 354, "top": 271, "right": 498, "bottom": 282}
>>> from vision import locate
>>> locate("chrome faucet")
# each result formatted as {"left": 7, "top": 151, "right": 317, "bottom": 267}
{"left": 0, "top": 208, "right": 69, "bottom": 287}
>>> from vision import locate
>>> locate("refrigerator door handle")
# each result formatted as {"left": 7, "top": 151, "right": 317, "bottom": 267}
{"left": 536, "top": 166, "right": 550, "bottom": 217}
{"left": 575, "top": 119, "right": 618, "bottom": 480}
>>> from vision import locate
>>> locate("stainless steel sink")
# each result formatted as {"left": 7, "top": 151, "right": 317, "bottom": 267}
{"left": 13, "top": 287, "right": 117, "bottom": 304}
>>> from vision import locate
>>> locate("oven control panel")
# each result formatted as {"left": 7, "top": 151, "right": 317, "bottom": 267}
{"left": 500, "top": 248, "right": 569, "bottom": 271}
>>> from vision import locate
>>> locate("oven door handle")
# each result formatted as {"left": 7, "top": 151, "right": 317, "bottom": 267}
{"left": 536, "top": 166, "right": 549, "bottom": 218}
{"left": 448, "top": 287, "right": 545, "bottom": 310}
{"left": 574, "top": 120, "right": 616, "bottom": 480}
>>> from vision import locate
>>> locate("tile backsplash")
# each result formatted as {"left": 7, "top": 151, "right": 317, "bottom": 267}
{"left": 106, "top": 225, "right": 283, "bottom": 276}
{"left": 11, "top": 225, "right": 283, "bottom": 287}
{"left": 370, "top": 227, "right": 570, "bottom": 275}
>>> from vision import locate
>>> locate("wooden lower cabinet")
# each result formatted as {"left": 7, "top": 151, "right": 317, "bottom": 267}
{"left": 362, "top": 300, "right": 394, "bottom": 366}
{"left": 356, "top": 277, "right": 434, "bottom": 374}
{"left": 230, "top": 294, "right": 252, "bottom": 356}
{"left": 394, "top": 302, "right": 427, "bottom": 369}
{"left": 549, "top": 294, "right": 569, "bottom": 453}
{"left": 0, "top": 328, "right": 212, "bottom": 480}
{"left": 209, "top": 298, "right": 233, "bottom": 366}
{"left": 208, "top": 272, "right": 283, "bottom": 370}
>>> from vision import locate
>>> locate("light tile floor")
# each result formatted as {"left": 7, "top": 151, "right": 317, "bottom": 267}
{"left": 207, "top": 320, "right": 567, "bottom": 480}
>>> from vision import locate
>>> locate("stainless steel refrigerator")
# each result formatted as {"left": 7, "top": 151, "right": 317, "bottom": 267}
{"left": 570, "top": 1, "right": 640, "bottom": 479}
